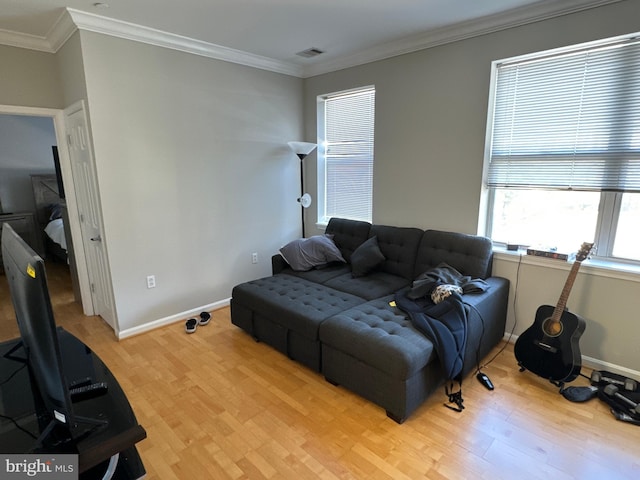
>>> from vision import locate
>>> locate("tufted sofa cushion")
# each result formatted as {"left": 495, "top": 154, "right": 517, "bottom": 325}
{"left": 414, "top": 229, "right": 493, "bottom": 279}
{"left": 323, "top": 271, "right": 410, "bottom": 301}
{"left": 319, "top": 297, "right": 435, "bottom": 380}
{"left": 325, "top": 217, "right": 372, "bottom": 262}
{"left": 369, "top": 224, "right": 424, "bottom": 280}
{"left": 231, "top": 274, "right": 365, "bottom": 339}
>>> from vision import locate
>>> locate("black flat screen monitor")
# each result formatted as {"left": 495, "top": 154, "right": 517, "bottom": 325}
{"left": 1, "top": 223, "right": 75, "bottom": 430}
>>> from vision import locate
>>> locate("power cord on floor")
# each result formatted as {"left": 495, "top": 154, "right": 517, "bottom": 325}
{"left": 471, "top": 252, "right": 524, "bottom": 378}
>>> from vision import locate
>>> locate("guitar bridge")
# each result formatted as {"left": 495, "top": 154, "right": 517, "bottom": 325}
{"left": 534, "top": 339, "right": 558, "bottom": 353}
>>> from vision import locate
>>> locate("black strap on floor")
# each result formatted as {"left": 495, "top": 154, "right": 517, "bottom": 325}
{"left": 444, "top": 381, "right": 465, "bottom": 412}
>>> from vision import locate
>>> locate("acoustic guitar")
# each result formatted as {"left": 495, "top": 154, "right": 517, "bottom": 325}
{"left": 514, "top": 242, "right": 594, "bottom": 384}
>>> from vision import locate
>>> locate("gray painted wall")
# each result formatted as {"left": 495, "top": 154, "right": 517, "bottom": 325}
{"left": 303, "top": 0, "right": 640, "bottom": 375}
{"left": 76, "top": 31, "right": 304, "bottom": 333}
{"left": 57, "top": 31, "right": 89, "bottom": 107}
{"left": 0, "top": 44, "right": 63, "bottom": 109}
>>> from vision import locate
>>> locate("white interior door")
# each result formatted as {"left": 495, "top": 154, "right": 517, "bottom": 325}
{"left": 64, "top": 101, "right": 116, "bottom": 330}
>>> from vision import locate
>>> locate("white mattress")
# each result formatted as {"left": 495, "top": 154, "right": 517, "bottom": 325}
{"left": 44, "top": 218, "right": 67, "bottom": 251}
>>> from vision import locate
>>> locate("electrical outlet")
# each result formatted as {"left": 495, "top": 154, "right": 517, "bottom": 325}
{"left": 252, "top": 252, "right": 258, "bottom": 264}
{"left": 146, "top": 275, "right": 156, "bottom": 289}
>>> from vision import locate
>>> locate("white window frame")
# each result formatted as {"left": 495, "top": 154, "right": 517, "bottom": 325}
{"left": 316, "top": 86, "right": 375, "bottom": 226}
{"left": 481, "top": 32, "right": 640, "bottom": 266}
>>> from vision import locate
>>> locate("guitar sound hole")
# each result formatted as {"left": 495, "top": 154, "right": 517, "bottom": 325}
{"left": 542, "top": 318, "right": 563, "bottom": 337}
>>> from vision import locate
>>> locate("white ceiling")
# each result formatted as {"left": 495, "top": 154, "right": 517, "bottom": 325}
{"left": 0, "top": 0, "right": 620, "bottom": 77}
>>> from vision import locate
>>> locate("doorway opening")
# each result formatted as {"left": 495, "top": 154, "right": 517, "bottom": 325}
{"left": 0, "top": 104, "right": 96, "bottom": 324}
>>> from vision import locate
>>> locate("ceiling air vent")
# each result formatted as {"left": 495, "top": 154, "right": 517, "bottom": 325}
{"left": 296, "top": 47, "right": 325, "bottom": 58}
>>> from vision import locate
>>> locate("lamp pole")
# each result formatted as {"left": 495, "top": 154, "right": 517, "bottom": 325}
{"left": 287, "top": 141, "right": 317, "bottom": 238}
{"left": 298, "top": 155, "right": 306, "bottom": 237}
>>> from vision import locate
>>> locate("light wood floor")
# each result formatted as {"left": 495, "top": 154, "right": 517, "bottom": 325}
{"left": 1, "top": 263, "right": 639, "bottom": 479}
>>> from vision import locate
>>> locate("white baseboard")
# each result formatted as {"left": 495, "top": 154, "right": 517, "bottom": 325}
{"left": 580, "top": 355, "right": 640, "bottom": 381}
{"left": 503, "top": 333, "right": 640, "bottom": 381}
{"left": 117, "top": 298, "right": 231, "bottom": 340}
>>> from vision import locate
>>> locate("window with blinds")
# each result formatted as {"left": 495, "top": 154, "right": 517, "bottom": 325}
{"left": 318, "top": 86, "right": 375, "bottom": 224}
{"left": 487, "top": 37, "right": 640, "bottom": 192}
{"left": 484, "top": 33, "right": 640, "bottom": 262}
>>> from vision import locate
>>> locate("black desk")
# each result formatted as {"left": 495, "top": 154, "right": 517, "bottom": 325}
{"left": 0, "top": 328, "right": 146, "bottom": 479}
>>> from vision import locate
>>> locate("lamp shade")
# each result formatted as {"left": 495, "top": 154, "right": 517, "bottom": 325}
{"left": 288, "top": 141, "right": 317, "bottom": 159}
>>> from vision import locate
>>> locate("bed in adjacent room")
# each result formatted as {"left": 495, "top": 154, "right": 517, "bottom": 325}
{"left": 31, "top": 174, "right": 68, "bottom": 263}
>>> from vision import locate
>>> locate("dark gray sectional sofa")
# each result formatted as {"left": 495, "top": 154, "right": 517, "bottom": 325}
{"left": 231, "top": 218, "right": 509, "bottom": 423}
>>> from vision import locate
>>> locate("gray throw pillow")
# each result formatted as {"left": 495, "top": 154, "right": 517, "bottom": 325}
{"left": 350, "top": 236, "right": 385, "bottom": 277}
{"left": 279, "top": 234, "right": 346, "bottom": 271}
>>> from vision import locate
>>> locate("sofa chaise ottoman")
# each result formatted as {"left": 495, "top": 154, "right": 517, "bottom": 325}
{"left": 230, "top": 218, "right": 509, "bottom": 422}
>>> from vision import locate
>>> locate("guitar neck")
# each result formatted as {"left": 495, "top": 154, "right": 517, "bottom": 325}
{"left": 551, "top": 259, "right": 583, "bottom": 322}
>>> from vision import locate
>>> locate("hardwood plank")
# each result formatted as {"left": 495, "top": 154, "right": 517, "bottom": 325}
{"left": 1, "top": 263, "right": 639, "bottom": 479}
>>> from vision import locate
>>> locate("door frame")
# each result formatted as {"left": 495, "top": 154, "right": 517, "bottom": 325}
{"left": 64, "top": 100, "right": 116, "bottom": 329}
{"left": 0, "top": 103, "right": 94, "bottom": 316}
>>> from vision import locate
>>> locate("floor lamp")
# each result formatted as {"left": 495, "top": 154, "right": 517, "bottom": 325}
{"left": 287, "top": 141, "right": 317, "bottom": 237}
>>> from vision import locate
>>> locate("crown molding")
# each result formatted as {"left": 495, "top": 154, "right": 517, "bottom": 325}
{"left": 0, "top": 8, "right": 76, "bottom": 53}
{"left": 65, "top": 8, "right": 302, "bottom": 77}
{"left": 48, "top": 9, "right": 80, "bottom": 53}
{"left": 0, "top": 28, "right": 51, "bottom": 52}
{"left": 0, "top": 0, "right": 624, "bottom": 78}
{"left": 300, "top": 0, "right": 624, "bottom": 77}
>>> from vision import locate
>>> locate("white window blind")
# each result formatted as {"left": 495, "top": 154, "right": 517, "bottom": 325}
{"left": 487, "top": 37, "right": 640, "bottom": 192}
{"left": 322, "top": 87, "right": 375, "bottom": 222}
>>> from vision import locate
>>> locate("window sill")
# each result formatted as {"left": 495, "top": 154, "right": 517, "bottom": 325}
{"left": 493, "top": 247, "right": 640, "bottom": 283}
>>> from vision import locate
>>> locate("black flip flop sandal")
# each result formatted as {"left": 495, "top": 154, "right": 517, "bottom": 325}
{"left": 185, "top": 318, "right": 198, "bottom": 333}
{"left": 199, "top": 312, "right": 211, "bottom": 326}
